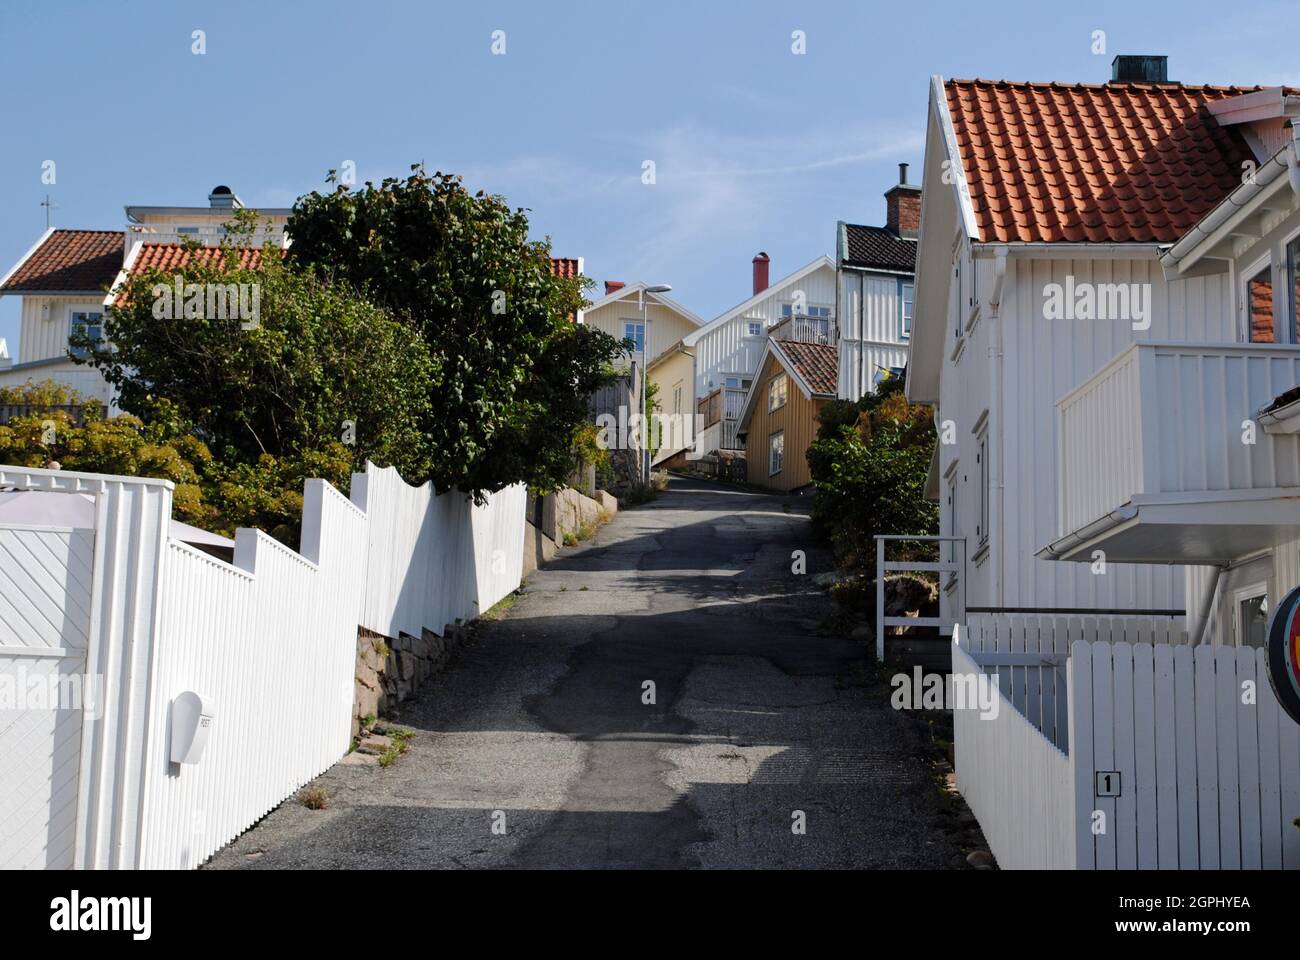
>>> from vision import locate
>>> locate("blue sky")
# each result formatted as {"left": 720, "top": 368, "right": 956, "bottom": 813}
{"left": 1, "top": 0, "right": 1296, "bottom": 350}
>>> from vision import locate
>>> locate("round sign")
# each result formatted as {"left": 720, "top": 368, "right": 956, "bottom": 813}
{"left": 1266, "top": 584, "right": 1300, "bottom": 725}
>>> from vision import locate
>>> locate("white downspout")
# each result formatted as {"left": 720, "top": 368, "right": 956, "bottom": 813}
{"left": 1192, "top": 565, "right": 1225, "bottom": 647}
{"left": 988, "top": 248, "right": 1008, "bottom": 608}
{"left": 1289, "top": 124, "right": 1300, "bottom": 198}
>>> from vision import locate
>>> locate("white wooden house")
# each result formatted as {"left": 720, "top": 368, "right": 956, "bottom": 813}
{"left": 0, "top": 187, "right": 290, "bottom": 408}
{"left": 836, "top": 163, "right": 919, "bottom": 400}
{"left": 683, "top": 253, "right": 836, "bottom": 454}
{"left": 900, "top": 58, "right": 1300, "bottom": 869}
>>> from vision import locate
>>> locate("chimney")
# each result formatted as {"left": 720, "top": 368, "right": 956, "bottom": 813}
{"left": 884, "top": 164, "right": 922, "bottom": 239}
{"left": 605, "top": 280, "right": 625, "bottom": 295}
{"left": 752, "top": 252, "right": 770, "bottom": 295}
{"left": 208, "top": 184, "right": 241, "bottom": 210}
{"left": 1110, "top": 55, "right": 1169, "bottom": 83}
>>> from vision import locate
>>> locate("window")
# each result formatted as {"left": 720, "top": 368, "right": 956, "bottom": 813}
{"left": 767, "top": 373, "right": 788, "bottom": 412}
{"left": 723, "top": 375, "right": 752, "bottom": 390}
{"left": 768, "top": 431, "right": 784, "bottom": 475}
{"left": 976, "top": 427, "right": 989, "bottom": 547}
{"left": 1290, "top": 236, "right": 1300, "bottom": 343}
{"left": 1237, "top": 592, "right": 1269, "bottom": 649}
{"left": 70, "top": 311, "right": 103, "bottom": 357}
{"left": 1247, "top": 262, "right": 1275, "bottom": 343}
{"left": 746, "top": 320, "right": 763, "bottom": 337}
{"left": 176, "top": 226, "right": 199, "bottom": 235}
{"left": 952, "top": 256, "right": 963, "bottom": 340}
{"left": 900, "top": 280, "right": 914, "bottom": 340}
{"left": 781, "top": 303, "right": 831, "bottom": 318}
{"left": 622, "top": 320, "right": 645, "bottom": 354}
{"left": 673, "top": 382, "right": 682, "bottom": 414}
{"left": 946, "top": 471, "right": 959, "bottom": 565}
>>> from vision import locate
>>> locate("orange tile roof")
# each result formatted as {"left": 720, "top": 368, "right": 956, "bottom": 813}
{"left": 2, "top": 229, "right": 124, "bottom": 293}
{"left": 113, "top": 243, "right": 273, "bottom": 305}
{"left": 775, "top": 340, "right": 838, "bottom": 396}
{"left": 550, "top": 257, "right": 580, "bottom": 279}
{"left": 944, "top": 80, "right": 1275, "bottom": 243}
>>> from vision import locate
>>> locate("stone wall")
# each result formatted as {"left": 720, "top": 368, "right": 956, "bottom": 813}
{"left": 353, "top": 624, "right": 468, "bottom": 737}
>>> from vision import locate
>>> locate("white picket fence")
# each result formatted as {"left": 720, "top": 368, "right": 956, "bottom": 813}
{"left": 954, "top": 614, "right": 1300, "bottom": 870}
{"left": 0, "top": 461, "right": 527, "bottom": 869}
{"left": 952, "top": 643, "right": 1075, "bottom": 869}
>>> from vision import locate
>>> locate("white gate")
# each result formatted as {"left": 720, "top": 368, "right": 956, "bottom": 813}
{"left": 0, "top": 523, "right": 94, "bottom": 869}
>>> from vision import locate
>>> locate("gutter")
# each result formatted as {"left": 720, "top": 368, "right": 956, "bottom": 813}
{"left": 1259, "top": 392, "right": 1300, "bottom": 434}
{"left": 1035, "top": 504, "right": 1139, "bottom": 561}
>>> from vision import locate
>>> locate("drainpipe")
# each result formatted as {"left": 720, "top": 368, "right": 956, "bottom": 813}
{"left": 1191, "top": 564, "right": 1226, "bottom": 647}
{"left": 1289, "top": 124, "right": 1300, "bottom": 198}
{"left": 988, "top": 248, "right": 1008, "bottom": 608}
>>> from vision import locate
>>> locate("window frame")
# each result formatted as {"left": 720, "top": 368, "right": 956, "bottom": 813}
{"left": 768, "top": 430, "right": 784, "bottom": 476}
{"left": 69, "top": 309, "right": 104, "bottom": 358}
{"left": 1288, "top": 232, "right": 1300, "bottom": 344}
{"left": 622, "top": 319, "right": 646, "bottom": 355}
{"left": 976, "top": 427, "right": 989, "bottom": 548}
{"left": 1232, "top": 581, "right": 1270, "bottom": 649}
{"left": 767, "top": 372, "right": 788, "bottom": 412}
{"left": 899, "top": 279, "right": 914, "bottom": 341}
{"left": 1242, "top": 253, "right": 1277, "bottom": 344}
{"left": 745, "top": 319, "right": 764, "bottom": 338}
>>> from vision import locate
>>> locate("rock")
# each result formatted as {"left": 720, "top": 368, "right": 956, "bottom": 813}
{"left": 884, "top": 575, "right": 939, "bottom": 618}
{"left": 595, "top": 490, "right": 618, "bottom": 515}
{"left": 811, "top": 572, "right": 839, "bottom": 588}
{"left": 966, "top": 849, "right": 995, "bottom": 868}
{"left": 357, "top": 734, "right": 393, "bottom": 755}
{"left": 340, "top": 750, "right": 379, "bottom": 766}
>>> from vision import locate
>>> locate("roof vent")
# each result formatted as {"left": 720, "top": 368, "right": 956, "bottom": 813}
{"left": 208, "top": 185, "right": 241, "bottom": 210}
{"left": 1111, "top": 55, "right": 1168, "bottom": 83}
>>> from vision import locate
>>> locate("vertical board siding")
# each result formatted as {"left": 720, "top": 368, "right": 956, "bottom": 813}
{"left": 952, "top": 642, "right": 1075, "bottom": 869}
{"left": 1069, "top": 639, "right": 1300, "bottom": 870}
{"left": 1058, "top": 343, "right": 1300, "bottom": 537}
{"left": 352, "top": 463, "right": 526, "bottom": 639}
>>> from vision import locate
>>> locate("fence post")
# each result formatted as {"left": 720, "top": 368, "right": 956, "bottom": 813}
{"left": 875, "top": 537, "right": 885, "bottom": 662}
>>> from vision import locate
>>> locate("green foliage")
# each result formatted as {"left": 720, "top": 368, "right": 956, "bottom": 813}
{"left": 286, "top": 166, "right": 624, "bottom": 498}
{"left": 807, "top": 374, "right": 937, "bottom": 576}
{"left": 73, "top": 224, "right": 434, "bottom": 483}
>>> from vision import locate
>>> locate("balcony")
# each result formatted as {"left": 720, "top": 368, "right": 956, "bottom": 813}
{"left": 696, "top": 386, "right": 746, "bottom": 452}
{"left": 127, "top": 224, "right": 289, "bottom": 249}
{"left": 768, "top": 313, "right": 837, "bottom": 346}
{"left": 1042, "top": 342, "right": 1300, "bottom": 564}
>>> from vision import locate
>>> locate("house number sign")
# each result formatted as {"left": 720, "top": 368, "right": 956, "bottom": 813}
{"left": 1095, "top": 771, "right": 1121, "bottom": 798}
{"left": 1266, "top": 584, "right": 1300, "bottom": 725}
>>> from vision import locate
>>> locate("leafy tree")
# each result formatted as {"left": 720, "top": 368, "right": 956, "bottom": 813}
{"left": 286, "top": 166, "right": 624, "bottom": 497}
{"left": 807, "top": 374, "right": 937, "bottom": 576}
{"left": 71, "top": 219, "right": 434, "bottom": 484}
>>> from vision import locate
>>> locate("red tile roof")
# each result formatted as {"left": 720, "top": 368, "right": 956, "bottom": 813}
{"left": 944, "top": 80, "right": 1274, "bottom": 243}
{"left": 1, "top": 229, "right": 124, "bottom": 293}
{"left": 550, "top": 257, "right": 581, "bottom": 279}
{"left": 775, "top": 340, "right": 838, "bottom": 396}
{"left": 113, "top": 243, "right": 273, "bottom": 305}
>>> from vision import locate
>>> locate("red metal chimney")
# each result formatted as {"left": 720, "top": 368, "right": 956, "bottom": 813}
{"left": 752, "top": 252, "right": 770, "bottom": 295}
{"left": 604, "top": 280, "right": 625, "bottom": 295}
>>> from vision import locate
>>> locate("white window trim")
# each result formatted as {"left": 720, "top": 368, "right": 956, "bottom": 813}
{"left": 1240, "top": 252, "right": 1276, "bottom": 344}
{"left": 768, "top": 430, "right": 784, "bottom": 476}
{"left": 1231, "top": 580, "right": 1270, "bottom": 648}
{"left": 767, "top": 373, "right": 788, "bottom": 412}
{"left": 899, "top": 279, "right": 914, "bottom": 342}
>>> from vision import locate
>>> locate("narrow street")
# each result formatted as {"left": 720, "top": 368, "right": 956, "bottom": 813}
{"left": 208, "top": 478, "right": 963, "bottom": 869}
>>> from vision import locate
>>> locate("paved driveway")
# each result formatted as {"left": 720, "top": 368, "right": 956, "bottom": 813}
{"left": 207, "top": 477, "right": 964, "bottom": 869}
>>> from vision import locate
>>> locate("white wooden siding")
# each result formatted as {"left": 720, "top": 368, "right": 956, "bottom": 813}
{"left": 693, "top": 263, "right": 836, "bottom": 397}
{"left": 942, "top": 255, "right": 1232, "bottom": 612}
{"left": 17, "top": 296, "right": 105, "bottom": 365}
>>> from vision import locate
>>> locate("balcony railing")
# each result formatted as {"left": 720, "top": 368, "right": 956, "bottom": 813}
{"left": 769, "top": 314, "right": 837, "bottom": 346}
{"left": 1052, "top": 341, "right": 1300, "bottom": 561}
{"left": 127, "top": 224, "right": 289, "bottom": 248}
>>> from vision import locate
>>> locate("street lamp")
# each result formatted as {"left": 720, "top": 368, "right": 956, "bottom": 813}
{"left": 640, "top": 283, "right": 672, "bottom": 486}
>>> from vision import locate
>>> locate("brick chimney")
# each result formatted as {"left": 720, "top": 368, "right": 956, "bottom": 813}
{"left": 752, "top": 252, "right": 770, "bottom": 295}
{"left": 884, "top": 163, "right": 922, "bottom": 239}
{"left": 604, "top": 280, "right": 625, "bottom": 295}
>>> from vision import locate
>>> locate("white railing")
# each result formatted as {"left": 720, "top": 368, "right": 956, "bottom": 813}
{"left": 127, "top": 224, "right": 288, "bottom": 248}
{"left": 953, "top": 642, "right": 1075, "bottom": 870}
{"left": 723, "top": 387, "right": 745, "bottom": 421}
{"left": 1056, "top": 342, "right": 1300, "bottom": 538}
{"left": 0, "top": 459, "right": 528, "bottom": 869}
{"left": 874, "top": 535, "right": 964, "bottom": 661}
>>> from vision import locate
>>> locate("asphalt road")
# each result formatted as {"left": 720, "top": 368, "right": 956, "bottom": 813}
{"left": 207, "top": 477, "right": 965, "bottom": 870}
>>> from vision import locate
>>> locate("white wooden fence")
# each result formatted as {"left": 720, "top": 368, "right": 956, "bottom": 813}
{"left": 953, "top": 642, "right": 1075, "bottom": 869}
{"left": 0, "top": 461, "right": 528, "bottom": 869}
{"left": 955, "top": 615, "right": 1300, "bottom": 870}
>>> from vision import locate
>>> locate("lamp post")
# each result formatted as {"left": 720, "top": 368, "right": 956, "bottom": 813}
{"left": 640, "top": 283, "right": 672, "bottom": 486}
